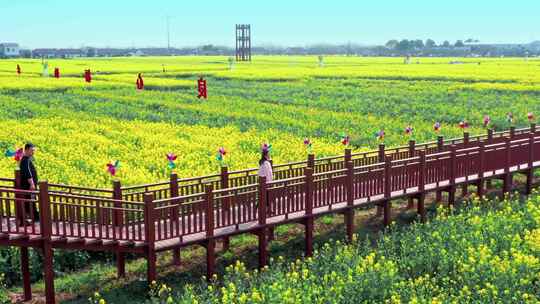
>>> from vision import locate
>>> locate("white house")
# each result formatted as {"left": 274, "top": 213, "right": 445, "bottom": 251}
{"left": 0, "top": 43, "right": 20, "bottom": 57}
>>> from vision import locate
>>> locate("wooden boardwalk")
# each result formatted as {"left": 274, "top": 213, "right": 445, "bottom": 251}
{"left": 0, "top": 125, "right": 538, "bottom": 304}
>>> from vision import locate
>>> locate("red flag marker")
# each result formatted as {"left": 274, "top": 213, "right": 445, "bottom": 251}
{"left": 197, "top": 76, "right": 207, "bottom": 99}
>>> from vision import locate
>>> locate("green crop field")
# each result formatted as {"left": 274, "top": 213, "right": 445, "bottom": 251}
{"left": 1, "top": 56, "right": 539, "bottom": 188}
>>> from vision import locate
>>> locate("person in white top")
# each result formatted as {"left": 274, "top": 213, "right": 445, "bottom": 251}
{"left": 258, "top": 149, "right": 273, "bottom": 183}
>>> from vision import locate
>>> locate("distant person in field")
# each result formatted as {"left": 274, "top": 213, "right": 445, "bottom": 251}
{"left": 16, "top": 64, "right": 21, "bottom": 75}
{"left": 136, "top": 73, "right": 144, "bottom": 90}
{"left": 258, "top": 149, "right": 273, "bottom": 182}
{"left": 54, "top": 67, "right": 60, "bottom": 78}
{"left": 20, "top": 143, "right": 39, "bottom": 223}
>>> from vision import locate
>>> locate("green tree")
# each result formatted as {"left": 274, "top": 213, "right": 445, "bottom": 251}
{"left": 425, "top": 39, "right": 436, "bottom": 48}
{"left": 385, "top": 40, "right": 399, "bottom": 50}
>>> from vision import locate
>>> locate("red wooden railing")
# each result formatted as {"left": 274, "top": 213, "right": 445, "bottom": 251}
{"left": 0, "top": 125, "right": 538, "bottom": 304}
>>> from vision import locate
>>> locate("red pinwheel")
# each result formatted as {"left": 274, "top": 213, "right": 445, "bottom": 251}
{"left": 459, "top": 120, "right": 469, "bottom": 129}
{"left": 483, "top": 115, "right": 491, "bottom": 128}
{"left": 341, "top": 134, "right": 350, "bottom": 146}
{"left": 528, "top": 112, "right": 535, "bottom": 122}
{"left": 433, "top": 122, "right": 441, "bottom": 132}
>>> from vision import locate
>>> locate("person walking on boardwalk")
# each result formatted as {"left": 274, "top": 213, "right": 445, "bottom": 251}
{"left": 258, "top": 144, "right": 273, "bottom": 182}
{"left": 20, "top": 143, "right": 39, "bottom": 223}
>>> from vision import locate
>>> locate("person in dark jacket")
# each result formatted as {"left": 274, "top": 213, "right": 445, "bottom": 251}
{"left": 19, "top": 143, "right": 39, "bottom": 222}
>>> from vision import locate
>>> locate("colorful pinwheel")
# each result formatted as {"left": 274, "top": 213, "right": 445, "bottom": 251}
{"left": 528, "top": 112, "right": 535, "bottom": 122}
{"left": 216, "top": 147, "right": 226, "bottom": 165}
{"left": 303, "top": 138, "right": 313, "bottom": 153}
{"left": 404, "top": 125, "right": 413, "bottom": 136}
{"left": 261, "top": 143, "right": 272, "bottom": 153}
{"left": 376, "top": 130, "right": 385, "bottom": 141}
{"left": 106, "top": 160, "right": 120, "bottom": 176}
{"left": 167, "top": 153, "right": 177, "bottom": 170}
{"left": 341, "top": 134, "right": 350, "bottom": 146}
{"left": 459, "top": 120, "right": 469, "bottom": 129}
{"left": 483, "top": 115, "right": 491, "bottom": 128}
{"left": 433, "top": 122, "right": 441, "bottom": 133}
{"left": 506, "top": 112, "right": 514, "bottom": 124}
{"left": 4, "top": 148, "right": 23, "bottom": 162}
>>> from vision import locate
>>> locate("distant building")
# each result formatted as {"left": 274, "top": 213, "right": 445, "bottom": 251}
{"left": 0, "top": 43, "right": 20, "bottom": 57}
{"left": 32, "top": 48, "right": 84, "bottom": 58}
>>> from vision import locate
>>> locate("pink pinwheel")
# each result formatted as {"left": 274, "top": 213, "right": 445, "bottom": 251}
{"left": 483, "top": 115, "right": 491, "bottom": 128}
{"left": 261, "top": 143, "right": 272, "bottom": 153}
{"left": 341, "top": 134, "right": 350, "bottom": 146}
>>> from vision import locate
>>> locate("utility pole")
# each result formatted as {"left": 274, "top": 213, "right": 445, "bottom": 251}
{"left": 166, "top": 16, "right": 171, "bottom": 54}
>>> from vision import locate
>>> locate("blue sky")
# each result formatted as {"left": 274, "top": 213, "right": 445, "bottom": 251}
{"left": 1, "top": 0, "right": 539, "bottom": 48}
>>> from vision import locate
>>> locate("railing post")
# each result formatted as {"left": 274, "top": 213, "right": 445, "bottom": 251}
{"left": 307, "top": 153, "right": 315, "bottom": 169}
{"left": 417, "top": 151, "right": 426, "bottom": 223}
{"left": 144, "top": 193, "right": 156, "bottom": 284}
{"left": 204, "top": 184, "right": 216, "bottom": 279}
{"left": 112, "top": 179, "right": 125, "bottom": 277}
{"left": 378, "top": 144, "right": 385, "bottom": 162}
{"left": 39, "top": 181, "right": 55, "bottom": 304}
{"left": 486, "top": 129, "right": 494, "bottom": 190}
{"left": 219, "top": 167, "right": 230, "bottom": 251}
{"left": 503, "top": 138, "right": 512, "bottom": 195}
{"left": 532, "top": 123, "right": 537, "bottom": 135}
{"left": 14, "top": 169, "right": 24, "bottom": 226}
{"left": 477, "top": 143, "right": 485, "bottom": 198}
{"left": 408, "top": 140, "right": 416, "bottom": 157}
{"left": 257, "top": 176, "right": 268, "bottom": 267}
{"left": 377, "top": 144, "right": 385, "bottom": 216}
{"left": 344, "top": 148, "right": 352, "bottom": 163}
{"left": 436, "top": 136, "right": 444, "bottom": 202}
{"left": 461, "top": 133, "right": 469, "bottom": 196}
{"left": 304, "top": 168, "right": 314, "bottom": 256}
{"left": 112, "top": 180, "right": 123, "bottom": 226}
{"left": 407, "top": 140, "right": 416, "bottom": 209}
{"left": 170, "top": 173, "right": 181, "bottom": 266}
{"left": 437, "top": 136, "right": 444, "bottom": 151}
{"left": 526, "top": 133, "right": 535, "bottom": 195}
{"left": 510, "top": 126, "right": 516, "bottom": 138}
{"left": 448, "top": 145, "right": 456, "bottom": 206}
{"left": 345, "top": 161, "right": 354, "bottom": 242}
{"left": 383, "top": 156, "right": 392, "bottom": 227}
